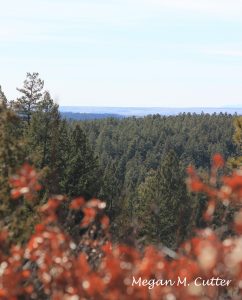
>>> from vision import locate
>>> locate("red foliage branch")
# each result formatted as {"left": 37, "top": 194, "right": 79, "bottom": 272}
{"left": 1, "top": 157, "right": 242, "bottom": 299}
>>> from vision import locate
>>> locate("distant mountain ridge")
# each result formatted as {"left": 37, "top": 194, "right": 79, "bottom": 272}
{"left": 60, "top": 106, "right": 242, "bottom": 118}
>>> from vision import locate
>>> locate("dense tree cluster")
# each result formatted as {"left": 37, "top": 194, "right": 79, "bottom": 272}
{"left": 78, "top": 111, "right": 236, "bottom": 243}
{"left": 0, "top": 73, "right": 239, "bottom": 248}
{"left": 0, "top": 74, "right": 100, "bottom": 243}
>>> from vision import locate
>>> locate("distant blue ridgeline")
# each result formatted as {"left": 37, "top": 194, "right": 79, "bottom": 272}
{"left": 60, "top": 106, "right": 242, "bottom": 120}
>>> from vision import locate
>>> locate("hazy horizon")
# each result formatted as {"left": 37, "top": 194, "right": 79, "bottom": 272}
{"left": 59, "top": 106, "right": 242, "bottom": 117}
{"left": 60, "top": 105, "right": 242, "bottom": 108}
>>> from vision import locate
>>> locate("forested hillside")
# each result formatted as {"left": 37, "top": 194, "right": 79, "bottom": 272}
{"left": 2, "top": 73, "right": 242, "bottom": 299}
{"left": 0, "top": 73, "right": 239, "bottom": 247}
{"left": 78, "top": 113, "right": 236, "bottom": 243}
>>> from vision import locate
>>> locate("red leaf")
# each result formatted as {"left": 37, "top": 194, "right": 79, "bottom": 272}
{"left": 212, "top": 153, "right": 224, "bottom": 168}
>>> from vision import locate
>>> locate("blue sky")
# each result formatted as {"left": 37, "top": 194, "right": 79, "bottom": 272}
{"left": 0, "top": 0, "right": 242, "bottom": 107}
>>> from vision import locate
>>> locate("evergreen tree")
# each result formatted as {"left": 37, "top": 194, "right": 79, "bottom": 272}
{"left": 0, "top": 101, "right": 24, "bottom": 191}
{"left": 99, "top": 160, "right": 120, "bottom": 218}
{"left": 0, "top": 99, "right": 32, "bottom": 244}
{"left": 25, "top": 91, "right": 69, "bottom": 195}
{"left": 26, "top": 91, "right": 60, "bottom": 169}
{"left": 229, "top": 117, "right": 242, "bottom": 167}
{"left": 13, "top": 73, "right": 44, "bottom": 124}
{"left": 61, "top": 124, "right": 101, "bottom": 198}
{"left": 47, "top": 119, "right": 71, "bottom": 195}
{"left": 137, "top": 151, "right": 191, "bottom": 248}
{"left": 136, "top": 170, "right": 161, "bottom": 244}
{"left": 0, "top": 85, "right": 7, "bottom": 105}
{"left": 158, "top": 151, "right": 191, "bottom": 248}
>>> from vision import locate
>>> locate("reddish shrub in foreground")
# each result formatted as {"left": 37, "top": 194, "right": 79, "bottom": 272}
{"left": 1, "top": 157, "right": 242, "bottom": 299}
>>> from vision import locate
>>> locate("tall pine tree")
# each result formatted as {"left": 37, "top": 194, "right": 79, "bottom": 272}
{"left": 13, "top": 73, "right": 44, "bottom": 124}
{"left": 26, "top": 91, "right": 60, "bottom": 168}
{"left": 0, "top": 85, "right": 7, "bottom": 105}
{"left": 137, "top": 151, "right": 191, "bottom": 248}
{"left": 61, "top": 124, "right": 101, "bottom": 198}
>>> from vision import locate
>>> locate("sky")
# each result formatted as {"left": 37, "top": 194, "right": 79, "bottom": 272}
{"left": 0, "top": 0, "right": 242, "bottom": 107}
